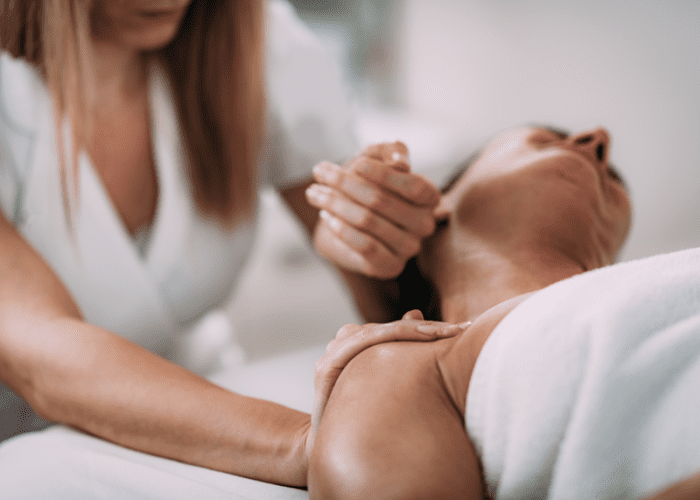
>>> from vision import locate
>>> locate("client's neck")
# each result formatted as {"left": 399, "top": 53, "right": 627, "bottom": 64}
{"left": 434, "top": 241, "right": 586, "bottom": 324}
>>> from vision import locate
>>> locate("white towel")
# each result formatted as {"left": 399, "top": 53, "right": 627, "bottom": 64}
{"left": 466, "top": 247, "right": 700, "bottom": 499}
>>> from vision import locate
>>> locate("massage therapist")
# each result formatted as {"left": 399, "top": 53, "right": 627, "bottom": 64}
{"left": 0, "top": 0, "right": 456, "bottom": 487}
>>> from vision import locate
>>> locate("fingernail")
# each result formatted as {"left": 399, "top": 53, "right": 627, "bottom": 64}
{"left": 459, "top": 321, "right": 473, "bottom": 329}
{"left": 321, "top": 210, "right": 342, "bottom": 232}
{"left": 314, "top": 163, "right": 340, "bottom": 184}
{"left": 307, "top": 184, "right": 330, "bottom": 205}
{"left": 439, "top": 323, "right": 465, "bottom": 336}
{"left": 391, "top": 151, "right": 409, "bottom": 163}
{"left": 319, "top": 209, "right": 337, "bottom": 229}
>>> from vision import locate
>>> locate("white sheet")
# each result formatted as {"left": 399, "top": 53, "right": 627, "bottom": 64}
{"left": 467, "top": 247, "right": 700, "bottom": 499}
{"left": 0, "top": 426, "right": 308, "bottom": 500}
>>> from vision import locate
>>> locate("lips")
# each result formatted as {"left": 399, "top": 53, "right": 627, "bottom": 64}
{"left": 141, "top": 0, "right": 186, "bottom": 9}
{"left": 138, "top": 10, "right": 178, "bottom": 19}
{"left": 135, "top": 4, "right": 185, "bottom": 22}
{"left": 137, "top": 1, "right": 188, "bottom": 17}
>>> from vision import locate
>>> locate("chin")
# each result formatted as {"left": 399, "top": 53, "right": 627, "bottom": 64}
{"left": 124, "top": 24, "right": 181, "bottom": 50}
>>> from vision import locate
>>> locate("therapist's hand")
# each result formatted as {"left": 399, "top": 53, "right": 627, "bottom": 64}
{"left": 306, "top": 142, "right": 441, "bottom": 279}
{"left": 306, "top": 309, "right": 470, "bottom": 457}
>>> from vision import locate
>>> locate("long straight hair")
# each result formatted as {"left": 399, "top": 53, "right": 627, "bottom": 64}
{"left": 0, "top": 0, "right": 265, "bottom": 224}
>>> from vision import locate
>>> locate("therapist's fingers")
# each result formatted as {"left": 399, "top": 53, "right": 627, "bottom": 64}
{"left": 324, "top": 315, "right": 467, "bottom": 356}
{"left": 312, "top": 212, "right": 407, "bottom": 279}
{"left": 347, "top": 152, "right": 441, "bottom": 208}
{"left": 306, "top": 182, "right": 423, "bottom": 265}
{"left": 402, "top": 309, "right": 424, "bottom": 321}
{"left": 361, "top": 141, "right": 411, "bottom": 172}
{"left": 331, "top": 310, "right": 431, "bottom": 342}
{"left": 307, "top": 142, "right": 440, "bottom": 279}
{"left": 311, "top": 162, "right": 436, "bottom": 238}
{"left": 307, "top": 315, "right": 470, "bottom": 456}
{"left": 317, "top": 199, "right": 421, "bottom": 260}
{"left": 318, "top": 208, "right": 419, "bottom": 264}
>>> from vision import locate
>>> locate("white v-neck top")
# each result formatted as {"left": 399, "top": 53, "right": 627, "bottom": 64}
{"left": 0, "top": 0, "right": 357, "bottom": 356}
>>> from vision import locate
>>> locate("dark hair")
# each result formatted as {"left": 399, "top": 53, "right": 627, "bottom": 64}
{"left": 391, "top": 257, "right": 441, "bottom": 321}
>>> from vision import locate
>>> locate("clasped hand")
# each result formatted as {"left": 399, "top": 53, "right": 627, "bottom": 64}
{"left": 306, "top": 142, "right": 441, "bottom": 279}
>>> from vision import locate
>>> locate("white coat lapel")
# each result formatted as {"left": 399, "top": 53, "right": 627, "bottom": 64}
{"left": 12, "top": 61, "right": 184, "bottom": 356}
{"left": 75, "top": 155, "right": 180, "bottom": 355}
{"left": 142, "top": 63, "right": 194, "bottom": 284}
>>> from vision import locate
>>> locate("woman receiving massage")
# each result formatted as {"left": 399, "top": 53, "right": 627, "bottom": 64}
{"left": 308, "top": 125, "right": 700, "bottom": 499}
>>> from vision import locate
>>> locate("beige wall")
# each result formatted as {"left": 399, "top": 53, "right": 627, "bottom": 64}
{"left": 397, "top": 0, "right": 700, "bottom": 260}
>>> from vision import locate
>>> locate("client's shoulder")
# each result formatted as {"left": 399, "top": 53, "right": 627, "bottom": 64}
{"left": 310, "top": 333, "right": 482, "bottom": 499}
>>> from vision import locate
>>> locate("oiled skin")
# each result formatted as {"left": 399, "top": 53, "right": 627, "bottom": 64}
{"left": 309, "top": 297, "right": 527, "bottom": 500}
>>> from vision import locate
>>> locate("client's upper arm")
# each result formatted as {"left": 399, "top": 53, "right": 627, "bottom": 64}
{"left": 308, "top": 340, "right": 484, "bottom": 500}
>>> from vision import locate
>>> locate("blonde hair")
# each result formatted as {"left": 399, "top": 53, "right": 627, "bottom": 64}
{"left": 0, "top": 0, "right": 265, "bottom": 223}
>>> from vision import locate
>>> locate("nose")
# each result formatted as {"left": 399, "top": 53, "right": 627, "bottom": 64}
{"left": 567, "top": 128, "right": 610, "bottom": 170}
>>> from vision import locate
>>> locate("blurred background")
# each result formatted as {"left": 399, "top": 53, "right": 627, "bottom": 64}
{"left": 229, "top": 0, "right": 700, "bottom": 360}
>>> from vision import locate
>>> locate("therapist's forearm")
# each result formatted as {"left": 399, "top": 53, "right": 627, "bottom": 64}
{"left": 0, "top": 211, "right": 309, "bottom": 486}
{"left": 6, "top": 316, "right": 310, "bottom": 487}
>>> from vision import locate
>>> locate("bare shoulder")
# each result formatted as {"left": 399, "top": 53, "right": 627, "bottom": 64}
{"left": 309, "top": 338, "right": 484, "bottom": 499}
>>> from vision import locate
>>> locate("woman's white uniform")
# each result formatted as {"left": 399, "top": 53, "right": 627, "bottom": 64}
{"left": 0, "top": 0, "right": 355, "bottom": 454}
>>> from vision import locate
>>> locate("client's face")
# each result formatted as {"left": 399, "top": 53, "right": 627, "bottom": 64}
{"left": 426, "top": 126, "right": 632, "bottom": 272}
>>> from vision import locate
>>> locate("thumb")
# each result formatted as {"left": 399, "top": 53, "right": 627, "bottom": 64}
{"left": 402, "top": 309, "right": 424, "bottom": 321}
